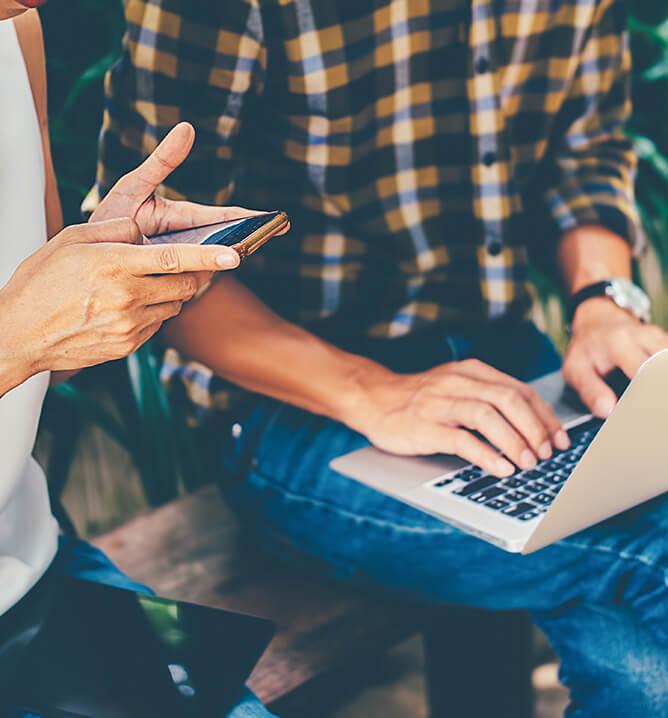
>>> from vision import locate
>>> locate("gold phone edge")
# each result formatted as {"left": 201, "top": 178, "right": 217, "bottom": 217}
{"left": 233, "top": 212, "right": 289, "bottom": 259}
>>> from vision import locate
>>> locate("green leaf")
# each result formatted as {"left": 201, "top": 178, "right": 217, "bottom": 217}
{"left": 126, "top": 344, "right": 182, "bottom": 506}
{"left": 62, "top": 52, "right": 118, "bottom": 113}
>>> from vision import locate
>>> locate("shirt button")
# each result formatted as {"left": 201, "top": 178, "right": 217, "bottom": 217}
{"left": 487, "top": 241, "right": 503, "bottom": 256}
{"left": 482, "top": 151, "right": 497, "bottom": 167}
{"left": 475, "top": 57, "right": 490, "bottom": 74}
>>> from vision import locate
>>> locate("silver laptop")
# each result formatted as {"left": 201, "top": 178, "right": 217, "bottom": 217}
{"left": 331, "top": 349, "right": 668, "bottom": 554}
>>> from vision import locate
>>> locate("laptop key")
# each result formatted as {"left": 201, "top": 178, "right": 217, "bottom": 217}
{"left": 486, "top": 498, "right": 511, "bottom": 510}
{"left": 555, "top": 454, "right": 573, "bottom": 465}
{"left": 502, "top": 501, "right": 537, "bottom": 518}
{"left": 453, "top": 476, "right": 499, "bottom": 496}
{"left": 545, "top": 472, "right": 568, "bottom": 485}
{"left": 453, "top": 468, "right": 483, "bottom": 482}
{"left": 433, "top": 477, "right": 454, "bottom": 488}
{"left": 518, "top": 510, "right": 542, "bottom": 521}
{"left": 526, "top": 480, "right": 551, "bottom": 493}
{"left": 468, "top": 487, "right": 506, "bottom": 503}
{"left": 533, "top": 492, "right": 554, "bottom": 505}
{"left": 501, "top": 478, "right": 524, "bottom": 489}
{"left": 505, "top": 490, "right": 530, "bottom": 502}
{"left": 524, "top": 470, "right": 544, "bottom": 480}
{"left": 542, "top": 461, "right": 561, "bottom": 472}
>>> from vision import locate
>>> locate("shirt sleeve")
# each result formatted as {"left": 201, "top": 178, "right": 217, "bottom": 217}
{"left": 91, "top": 0, "right": 265, "bottom": 207}
{"left": 542, "top": 0, "right": 644, "bottom": 254}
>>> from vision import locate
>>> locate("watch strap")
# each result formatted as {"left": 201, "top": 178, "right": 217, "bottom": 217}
{"left": 568, "top": 280, "right": 612, "bottom": 324}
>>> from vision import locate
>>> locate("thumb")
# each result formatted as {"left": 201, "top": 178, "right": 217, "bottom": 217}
{"left": 92, "top": 122, "right": 195, "bottom": 221}
{"left": 52, "top": 217, "right": 143, "bottom": 247}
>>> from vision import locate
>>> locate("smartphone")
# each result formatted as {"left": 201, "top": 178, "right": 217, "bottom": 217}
{"left": 148, "top": 210, "right": 289, "bottom": 260}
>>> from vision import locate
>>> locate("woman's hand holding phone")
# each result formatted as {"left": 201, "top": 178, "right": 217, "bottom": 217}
{"left": 0, "top": 218, "right": 242, "bottom": 394}
{"left": 0, "top": 123, "right": 277, "bottom": 395}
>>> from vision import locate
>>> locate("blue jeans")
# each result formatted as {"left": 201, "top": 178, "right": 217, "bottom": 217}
{"left": 40, "top": 536, "right": 276, "bottom": 718}
{"left": 225, "top": 321, "right": 668, "bottom": 718}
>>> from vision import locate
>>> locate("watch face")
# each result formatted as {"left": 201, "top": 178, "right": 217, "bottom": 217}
{"left": 608, "top": 279, "right": 651, "bottom": 321}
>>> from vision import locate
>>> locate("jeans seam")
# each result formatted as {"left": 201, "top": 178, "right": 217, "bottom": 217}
{"left": 247, "top": 468, "right": 455, "bottom": 535}
{"left": 558, "top": 538, "right": 668, "bottom": 588}
{"left": 248, "top": 468, "right": 668, "bottom": 581}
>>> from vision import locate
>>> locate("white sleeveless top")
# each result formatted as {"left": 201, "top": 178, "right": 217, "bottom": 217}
{"left": 0, "top": 18, "right": 59, "bottom": 616}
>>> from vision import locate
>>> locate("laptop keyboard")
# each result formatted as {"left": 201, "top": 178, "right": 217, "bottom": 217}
{"left": 431, "top": 418, "right": 603, "bottom": 522}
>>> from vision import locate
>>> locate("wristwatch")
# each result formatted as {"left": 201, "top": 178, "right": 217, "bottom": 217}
{"left": 568, "top": 278, "right": 651, "bottom": 326}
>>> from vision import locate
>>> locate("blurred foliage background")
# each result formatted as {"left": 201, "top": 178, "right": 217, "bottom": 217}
{"left": 36, "top": 0, "right": 668, "bottom": 530}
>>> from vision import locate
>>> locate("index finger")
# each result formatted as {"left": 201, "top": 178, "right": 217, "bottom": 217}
{"left": 449, "top": 360, "right": 566, "bottom": 451}
{"left": 116, "top": 242, "right": 241, "bottom": 275}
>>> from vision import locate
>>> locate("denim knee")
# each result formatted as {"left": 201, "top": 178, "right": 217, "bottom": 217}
{"left": 536, "top": 603, "right": 668, "bottom": 718}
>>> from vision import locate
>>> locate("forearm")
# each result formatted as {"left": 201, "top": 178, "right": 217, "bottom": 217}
{"left": 558, "top": 225, "right": 632, "bottom": 295}
{"left": 162, "top": 277, "right": 391, "bottom": 430}
{"left": 0, "top": 293, "right": 35, "bottom": 397}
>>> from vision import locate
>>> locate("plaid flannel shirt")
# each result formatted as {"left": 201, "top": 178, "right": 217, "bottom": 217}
{"left": 94, "top": 0, "right": 641, "bottom": 413}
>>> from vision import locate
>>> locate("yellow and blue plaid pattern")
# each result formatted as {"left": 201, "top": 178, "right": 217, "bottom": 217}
{"left": 95, "top": 0, "right": 640, "bottom": 411}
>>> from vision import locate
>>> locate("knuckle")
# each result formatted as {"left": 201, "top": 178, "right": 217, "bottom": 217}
{"left": 527, "top": 388, "right": 544, "bottom": 407}
{"left": 116, "top": 316, "right": 138, "bottom": 338}
{"left": 650, "top": 326, "right": 666, "bottom": 342}
{"left": 562, "top": 362, "right": 576, "bottom": 383}
{"left": 115, "top": 337, "right": 137, "bottom": 357}
{"left": 120, "top": 217, "right": 142, "bottom": 244}
{"left": 168, "top": 301, "right": 183, "bottom": 318}
{"left": 451, "top": 430, "right": 467, "bottom": 455}
{"left": 474, "top": 402, "right": 495, "bottom": 424}
{"left": 181, "top": 276, "right": 198, "bottom": 298}
{"left": 440, "top": 396, "right": 457, "bottom": 418}
{"left": 159, "top": 245, "right": 181, "bottom": 272}
{"left": 118, "top": 283, "right": 137, "bottom": 308}
{"left": 107, "top": 263, "right": 124, "bottom": 280}
{"left": 497, "top": 385, "right": 520, "bottom": 407}
{"left": 58, "top": 225, "right": 79, "bottom": 244}
{"left": 461, "top": 358, "right": 482, "bottom": 371}
{"left": 125, "top": 339, "right": 140, "bottom": 356}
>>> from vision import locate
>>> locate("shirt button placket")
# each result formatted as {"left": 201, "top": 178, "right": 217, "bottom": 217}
{"left": 475, "top": 56, "right": 491, "bottom": 74}
{"left": 470, "top": 0, "right": 506, "bottom": 259}
{"left": 480, "top": 136, "right": 501, "bottom": 254}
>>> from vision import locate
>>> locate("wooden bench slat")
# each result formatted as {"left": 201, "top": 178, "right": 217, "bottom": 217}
{"left": 93, "top": 485, "right": 416, "bottom": 707}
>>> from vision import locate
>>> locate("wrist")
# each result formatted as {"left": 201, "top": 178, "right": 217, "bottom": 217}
{"left": 559, "top": 226, "right": 632, "bottom": 295}
{"left": 0, "top": 290, "right": 40, "bottom": 395}
{"left": 333, "top": 353, "right": 401, "bottom": 436}
{"left": 569, "top": 277, "right": 650, "bottom": 334}
{"left": 570, "top": 295, "right": 638, "bottom": 334}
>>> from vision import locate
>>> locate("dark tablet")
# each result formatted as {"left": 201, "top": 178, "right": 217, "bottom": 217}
{"left": 1, "top": 576, "right": 274, "bottom": 718}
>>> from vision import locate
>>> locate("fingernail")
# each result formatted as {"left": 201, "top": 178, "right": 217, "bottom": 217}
{"left": 495, "top": 458, "right": 515, "bottom": 477}
{"left": 216, "top": 251, "right": 239, "bottom": 268}
{"left": 593, "top": 395, "right": 615, "bottom": 419}
{"left": 519, "top": 449, "right": 537, "bottom": 470}
{"left": 554, "top": 430, "right": 570, "bottom": 451}
{"left": 537, "top": 441, "right": 552, "bottom": 460}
